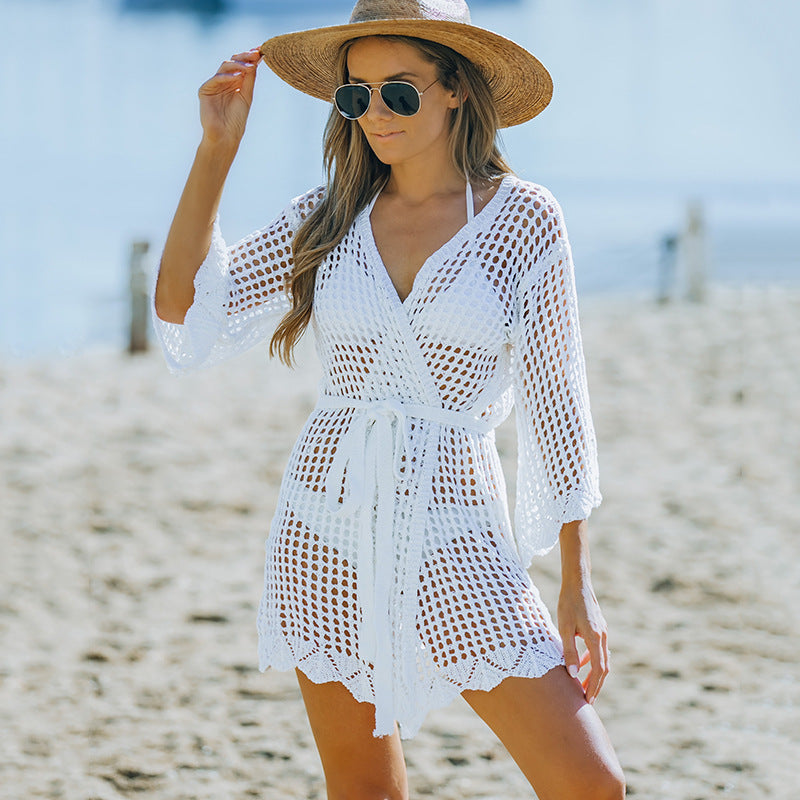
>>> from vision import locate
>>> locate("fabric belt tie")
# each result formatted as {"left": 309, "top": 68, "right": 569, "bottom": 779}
{"left": 317, "top": 394, "right": 495, "bottom": 736}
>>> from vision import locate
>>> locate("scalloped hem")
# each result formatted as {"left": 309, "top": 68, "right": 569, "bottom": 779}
{"left": 258, "top": 641, "right": 566, "bottom": 740}
{"left": 395, "top": 650, "right": 567, "bottom": 739}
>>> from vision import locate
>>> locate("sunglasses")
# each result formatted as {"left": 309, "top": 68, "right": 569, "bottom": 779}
{"left": 333, "top": 79, "right": 439, "bottom": 120}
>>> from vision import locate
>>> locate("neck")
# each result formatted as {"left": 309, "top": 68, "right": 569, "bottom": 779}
{"left": 384, "top": 149, "right": 466, "bottom": 204}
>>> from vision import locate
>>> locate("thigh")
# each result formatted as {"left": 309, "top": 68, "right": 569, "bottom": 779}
{"left": 295, "top": 669, "right": 409, "bottom": 800}
{"left": 462, "top": 666, "right": 625, "bottom": 800}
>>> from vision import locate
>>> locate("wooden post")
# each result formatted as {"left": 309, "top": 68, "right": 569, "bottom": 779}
{"left": 683, "top": 201, "right": 708, "bottom": 303}
{"left": 129, "top": 240, "right": 150, "bottom": 354}
{"left": 657, "top": 233, "right": 678, "bottom": 305}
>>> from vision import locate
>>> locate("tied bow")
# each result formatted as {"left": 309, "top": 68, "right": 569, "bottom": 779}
{"left": 324, "top": 397, "right": 412, "bottom": 516}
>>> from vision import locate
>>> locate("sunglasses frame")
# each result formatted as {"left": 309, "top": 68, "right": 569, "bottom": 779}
{"left": 333, "top": 78, "right": 439, "bottom": 120}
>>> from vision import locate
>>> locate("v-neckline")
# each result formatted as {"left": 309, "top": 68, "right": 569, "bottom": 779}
{"left": 361, "top": 174, "right": 512, "bottom": 309}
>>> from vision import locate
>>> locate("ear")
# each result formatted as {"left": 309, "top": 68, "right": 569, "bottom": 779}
{"left": 446, "top": 85, "right": 466, "bottom": 110}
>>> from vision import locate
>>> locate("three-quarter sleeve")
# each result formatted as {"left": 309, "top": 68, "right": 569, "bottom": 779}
{"left": 151, "top": 186, "right": 324, "bottom": 373}
{"left": 510, "top": 189, "right": 601, "bottom": 566}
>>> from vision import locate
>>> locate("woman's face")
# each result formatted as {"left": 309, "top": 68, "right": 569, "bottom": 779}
{"left": 344, "top": 37, "right": 460, "bottom": 168}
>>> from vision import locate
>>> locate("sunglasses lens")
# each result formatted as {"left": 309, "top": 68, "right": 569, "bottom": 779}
{"left": 335, "top": 85, "right": 371, "bottom": 119}
{"left": 380, "top": 83, "right": 420, "bottom": 116}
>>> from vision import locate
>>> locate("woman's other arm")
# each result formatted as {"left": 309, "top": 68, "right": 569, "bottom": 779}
{"left": 510, "top": 185, "right": 607, "bottom": 702}
{"left": 154, "top": 49, "right": 261, "bottom": 324}
{"left": 511, "top": 187, "right": 602, "bottom": 561}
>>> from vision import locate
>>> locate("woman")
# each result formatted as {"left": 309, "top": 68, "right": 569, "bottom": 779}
{"left": 153, "top": 1, "right": 626, "bottom": 798}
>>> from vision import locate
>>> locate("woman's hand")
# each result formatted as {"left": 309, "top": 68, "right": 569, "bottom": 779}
{"left": 198, "top": 48, "right": 261, "bottom": 148}
{"left": 557, "top": 520, "right": 610, "bottom": 705}
{"left": 558, "top": 576, "right": 610, "bottom": 705}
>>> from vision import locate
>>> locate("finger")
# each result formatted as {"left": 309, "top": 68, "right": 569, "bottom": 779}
{"left": 584, "top": 666, "right": 606, "bottom": 704}
{"left": 231, "top": 48, "right": 262, "bottom": 62}
{"left": 216, "top": 58, "right": 257, "bottom": 75}
{"left": 214, "top": 58, "right": 258, "bottom": 103}
{"left": 580, "top": 631, "right": 604, "bottom": 704}
{"left": 200, "top": 59, "right": 257, "bottom": 96}
{"left": 594, "top": 631, "right": 611, "bottom": 698}
{"left": 579, "top": 649, "right": 591, "bottom": 668}
{"left": 560, "top": 631, "right": 581, "bottom": 681}
{"left": 237, "top": 55, "right": 259, "bottom": 106}
{"left": 581, "top": 655, "right": 601, "bottom": 700}
{"left": 199, "top": 71, "right": 246, "bottom": 96}
{"left": 594, "top": 632, "right": 610, "bottom": 699}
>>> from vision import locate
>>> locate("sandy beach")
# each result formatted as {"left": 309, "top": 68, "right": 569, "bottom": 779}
{"left": 1, "top": 283, "right": 798, "bottom": 799}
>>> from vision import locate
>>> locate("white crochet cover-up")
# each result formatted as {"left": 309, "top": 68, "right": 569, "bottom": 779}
{"left": 152, "top": 173, "right": 602, "bottom": 738}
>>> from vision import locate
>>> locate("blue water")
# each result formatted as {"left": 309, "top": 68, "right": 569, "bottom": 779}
{"left": 1, "top": 0, "right": 798, "bottom": 358}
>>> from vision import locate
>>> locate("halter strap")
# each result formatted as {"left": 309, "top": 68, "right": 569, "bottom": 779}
{"left": 368, "top": 182, "right": 475, "bottom": 221}
{"left": 366, "top": 190, "right": 380, "bottom": 215}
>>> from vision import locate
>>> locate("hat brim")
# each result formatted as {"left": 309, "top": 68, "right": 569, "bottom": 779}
{"left": 259, "top": 19, "right": 552, "bottom": 128}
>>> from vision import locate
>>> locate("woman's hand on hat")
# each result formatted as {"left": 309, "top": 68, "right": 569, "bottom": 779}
{"left": 198, "top": 48, "right": 261, "bottom": 149}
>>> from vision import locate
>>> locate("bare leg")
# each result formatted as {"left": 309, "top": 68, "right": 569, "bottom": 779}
{"left": 295, "top": 669, "right": 409, "bottom": 800}
{"left": 462, "top": 666, "right": 625, "bottom": 800}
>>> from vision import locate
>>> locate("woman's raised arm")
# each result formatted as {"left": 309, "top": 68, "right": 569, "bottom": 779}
{"left": 154, "top": 48, "right": 261, "bottom": 324}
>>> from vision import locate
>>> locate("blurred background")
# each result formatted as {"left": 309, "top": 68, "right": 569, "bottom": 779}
{"left": 0, "top": 0, "right": 798, "bottom": 358}
{"left": 2, "top": 4, "right": 799, "bottom": 799}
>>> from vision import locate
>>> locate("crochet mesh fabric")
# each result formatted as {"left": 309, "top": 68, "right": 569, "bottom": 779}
{"left": 152, "top": 174, "right": 601, "bottom": 738}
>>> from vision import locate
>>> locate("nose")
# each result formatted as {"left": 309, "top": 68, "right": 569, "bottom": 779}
{"left": 363, "top": 87, "right": 393, "bottom": 121}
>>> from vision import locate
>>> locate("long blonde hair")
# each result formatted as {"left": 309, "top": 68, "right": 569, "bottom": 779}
{"left": 269, "top": 34, "right": 512, "bottom": 366}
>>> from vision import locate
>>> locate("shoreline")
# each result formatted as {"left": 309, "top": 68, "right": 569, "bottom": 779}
{"left": 3, "top": 279, "right": 799, "bottom": 365}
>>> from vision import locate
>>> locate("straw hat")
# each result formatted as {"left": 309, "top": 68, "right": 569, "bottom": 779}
{"left": 259, "top": 0, "right": 553, "bottom": 128}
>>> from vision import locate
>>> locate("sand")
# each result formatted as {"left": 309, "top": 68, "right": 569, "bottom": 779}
{"left": 1, "top": 283, "right": 798, "bottom": 799}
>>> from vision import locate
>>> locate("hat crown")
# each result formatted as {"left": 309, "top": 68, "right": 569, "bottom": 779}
{"left": 350, "top": 0, "right": 471, "bottom": 25}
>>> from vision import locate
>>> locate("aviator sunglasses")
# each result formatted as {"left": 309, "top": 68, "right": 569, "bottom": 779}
{"left": 333, "top": 79, "right": 439, "bottom": 120}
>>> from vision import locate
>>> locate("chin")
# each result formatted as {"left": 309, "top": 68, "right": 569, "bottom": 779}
{"left": 372, "top": 153, "right": 403, "bottom": 166}
{"left": 366, "top": 143, "right": 405, "bottom": 166}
